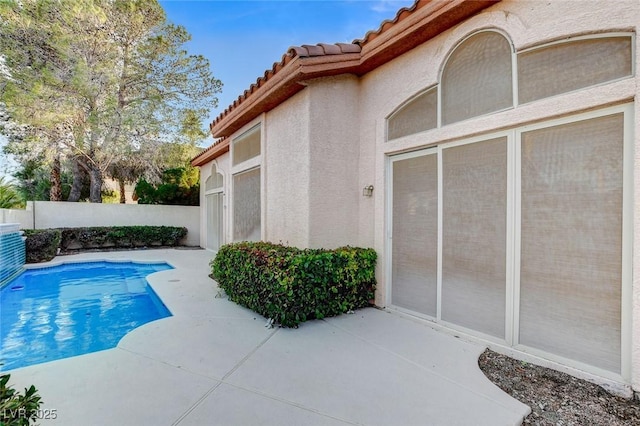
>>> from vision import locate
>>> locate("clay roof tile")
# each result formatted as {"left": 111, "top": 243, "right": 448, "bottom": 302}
{"left": 288, "top": 46, "right": 309, "bottom": 56}
{"left": 300, "top": 44, "right": 325, "bottom": 57}
{"left": 335, "top": 43, "right": 359, "bottom": 53}
{"left": 318, "top": 43, "right": 342, "bottom": 55}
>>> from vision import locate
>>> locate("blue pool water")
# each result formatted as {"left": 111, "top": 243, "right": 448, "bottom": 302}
{"left": 0, "top": 261, "right": 172, "bottom": 371}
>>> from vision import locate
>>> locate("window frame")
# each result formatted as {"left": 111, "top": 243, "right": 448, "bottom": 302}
{"left": 385, "top": 31, "right": 634, "bottom": 142}
{"left": 230, "top": 121, "right": 263, "bottom": 243}
{"left": 385, "top": 103, "right": 633, "bottom": 382}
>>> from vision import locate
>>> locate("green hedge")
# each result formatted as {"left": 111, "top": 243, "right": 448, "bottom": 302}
{"left": 59, "top": 226, "right": 187, "bottom": 250}
{"left": 23, "top": 226, "right": 188, "bottom": 263}
{"left": 23, "top": 229, "right": 61, "bottom": 263}
{"left": 211, "top": 242, "right": 376, "bottom": 327}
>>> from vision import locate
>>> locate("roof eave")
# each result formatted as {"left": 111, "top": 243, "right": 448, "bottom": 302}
{"left": 209, "top": 0, "right": 501, "bottom": 140}
{"left": 191, "top": 138, "right": 230, "bottom": 167}
{"left": 211, "top": 54, "right": 361, "bottom": 138}
{"left": 357, "top": 0, "right": 500, "bottom": 73}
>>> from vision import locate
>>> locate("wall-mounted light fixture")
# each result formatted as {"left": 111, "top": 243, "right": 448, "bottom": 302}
{"left": 362, "top": 185, "right": 374, "bottom": 197}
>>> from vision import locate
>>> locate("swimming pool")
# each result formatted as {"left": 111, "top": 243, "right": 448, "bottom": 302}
{"left": 0, "top": 261, "right": 173, "bottom": 371}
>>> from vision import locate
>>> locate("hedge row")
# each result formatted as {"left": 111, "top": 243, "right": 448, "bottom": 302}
{"left": 211, "top": 242, "right": 376, "bottom": 327}
{"left": 59, "top": 226, "right": 187, "bottom": 250}
{"left": 23, "top": 229, "right": 61, "bottom": 263}
{"left": 24, "top": 226, "right": 188, "bottom": 263}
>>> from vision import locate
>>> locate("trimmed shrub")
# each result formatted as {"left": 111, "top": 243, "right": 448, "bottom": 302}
{"left": 22, "top": 226, "right": 188, "bottom": 262}
{"left": 0, "top": 374, "right": 43, "bottom": 426}
{"left": 211, "top": 242, "right": 376, "bottom": 327}
{"left": 23, "top": 229, "right": 61, "bottom": 263}
{"left": 59, "top": 226, "right": 188, "bottom": 250}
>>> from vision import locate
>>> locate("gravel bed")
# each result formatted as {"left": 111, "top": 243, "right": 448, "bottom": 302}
{"left": 478, "top": 349, "right": 640, "bottom": 425}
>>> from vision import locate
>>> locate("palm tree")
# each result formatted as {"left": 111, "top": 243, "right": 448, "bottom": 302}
{"left": 0, "top": 176, "right": 24, "bottom": 208}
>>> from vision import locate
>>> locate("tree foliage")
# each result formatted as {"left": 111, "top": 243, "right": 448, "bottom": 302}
{"left": 134, "top": 166, "right": 199, "bottom": 206}
{"left": 0, "top": 0, "right": 220, "bottom": 202}
{"left": 0, "top": 176, "right": 23, "bottom": 208}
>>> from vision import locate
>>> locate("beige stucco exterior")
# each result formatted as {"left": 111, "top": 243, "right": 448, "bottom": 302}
{"left": 196, "top": 0, "right": 640, "bottom": 395}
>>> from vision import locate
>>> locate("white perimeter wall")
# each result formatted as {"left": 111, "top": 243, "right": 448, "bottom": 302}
{"left": 0, "top": 205, "right": 33, "bottom": 229}
{"left": 1, "top": 201, "right": 200, "bottom": 246}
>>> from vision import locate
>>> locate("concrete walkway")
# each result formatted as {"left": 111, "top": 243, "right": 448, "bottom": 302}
{"left": 5, "top": 249, "right": 530, "bottom": 425}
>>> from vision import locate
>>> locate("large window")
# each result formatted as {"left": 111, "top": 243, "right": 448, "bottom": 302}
{"left": 388, "top": 105, "right": 631, "bottom": 378}
{"left": 387, "top": 88, "right": 437, "bottom": 140}
{"left": 518, "top": 36, "right": 632, "bottom": 104}
{"left": 386, "top": 32, "right": 633, "bottom": 141}
{"left": 231, "top": 124, "right": 262, "bottom": 242}
{"left": 233, "top": 167, "right": 261, "bottom": 241}
{"left": 232, "top": 125, "right": 261, "bottom": 166}
{"left": 441, "top": 31, "right": 513, "bottom": 126}
{"left": 519, "top": 114, "right": 624, "bottom": 373}
{"left": 205, "top": 164, "right": 224, "bottom": 251}
{"left": 441, "top": 137, "right": 508, "bottom": 339}
{"left": 391, "top": 152, "right": 438, "bottom": 316}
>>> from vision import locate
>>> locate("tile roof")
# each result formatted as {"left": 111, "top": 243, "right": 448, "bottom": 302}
{"left": 193, "top": 0, "right": 499, "bottom": 165}
{"left": 191, "top": 136, "right": 228, "bottom": 167}
{"left": 353, "top": 0, "right": 423, "bottom": 45}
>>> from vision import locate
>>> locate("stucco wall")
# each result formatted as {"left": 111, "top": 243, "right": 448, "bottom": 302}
{"left": 263, "top": 90, "right": 311, "bottom": 247}
{"left": 307, "top": 75, "right": 361, "bottom": 249}
{"left": 13, "top": 201, "right": 200, "bottom": 246}
{"left": 354, "top": 0, "right": 639, "bottom": 391}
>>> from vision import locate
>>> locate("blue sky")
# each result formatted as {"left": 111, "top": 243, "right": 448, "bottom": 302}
{"left": 159, "top": 0, "right": 414, "bottom": 128}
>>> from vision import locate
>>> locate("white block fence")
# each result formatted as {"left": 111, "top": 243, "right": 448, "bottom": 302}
{"left": 0, "top": 201, "right": 200, "bottom": 246}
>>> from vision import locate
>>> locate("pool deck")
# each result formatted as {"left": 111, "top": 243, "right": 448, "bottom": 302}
{"left": 4, "top": 249, "right": 530, "bottom": 425}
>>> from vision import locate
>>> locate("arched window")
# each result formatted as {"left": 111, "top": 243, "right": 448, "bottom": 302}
{"left": 441, "top": 31, "right": 513, "bottom": 125}
{"left": 205, "top": 163, "right": 224, "bottom": 251}
{"left": 205, "top": 164, "right": 223, "bottom": 192}
{"left": 387, "top": 87, "right": 437, "bottom": 140}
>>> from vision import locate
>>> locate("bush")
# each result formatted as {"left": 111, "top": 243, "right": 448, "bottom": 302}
{"left": 211, "top": 242, "right": 376, "bottom": 327}
{"left": 0, "top": 374, "right": 42, "bottom": 426}
{"left": 23, "top": 229, "right": 61, "bottom": 263}
{"left": 22, "top": 226, "right": 188, "bottom": 262}
{"left": 59, "top": 226, "right": 188, "bottom": 250}
{"left": 134, "top": 167, "right": 199, "bottom": 206}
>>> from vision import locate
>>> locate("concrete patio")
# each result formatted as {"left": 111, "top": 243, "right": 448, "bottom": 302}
{"left": 5, "top": 249, "right": 530, "bottom": 425}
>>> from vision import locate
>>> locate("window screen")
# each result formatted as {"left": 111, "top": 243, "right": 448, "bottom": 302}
{"left": 441, "top": 137, "right": 508, "bottom": 338}
{"left": 387, "top": 88, "right": 437, "bottom": 140}
{"left": 206, "top": 192, "right": 223, "bottom": 250}
{"left": 391, "top": 154, "right": 438, "bottom": 316}
{"left": 519, "top": 114, "right": 624, "bottom": 373}
{"left": 205, "top": 165, "right": 223, "bottom": 191}
{"left": 232, "top": 126, "right": 261, "bottom": 166}
{"left": 518, "top": 37, "right": 632, "bottom": 104}
{"left": 441, "top": 32, "right": 513, "bottom": 125}
{"left": 233, "top": 167, "right": 261, "bottom": 242}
